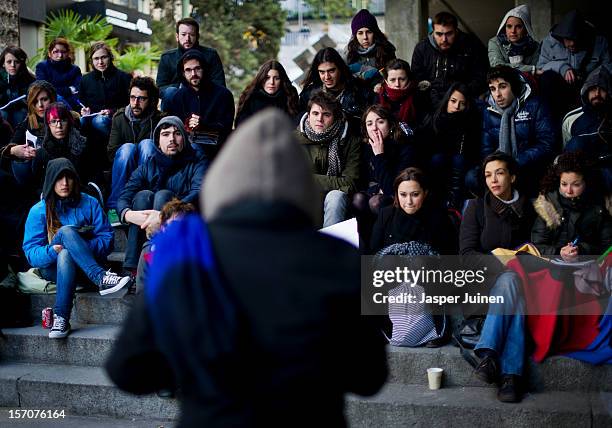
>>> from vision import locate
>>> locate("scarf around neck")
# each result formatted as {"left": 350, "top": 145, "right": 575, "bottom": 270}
{"left": 497, "top": 33, "right": 539, "bottom": 58}
{"left": 380, "top": 82, "right": 417, "bottom": 124}
{"left": 357, "top": 43, "right": 377, "bottom": 56}
{"left": 492, "top": 97, "right": 519, "bottom": 158}
{"left": 303, "top": 117, "right": 345, "bottom": 176}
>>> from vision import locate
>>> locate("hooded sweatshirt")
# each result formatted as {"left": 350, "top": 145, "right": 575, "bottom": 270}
{"left": 106, "top": 109, "right": 387, "bottom": 427}
{"left": 23, "top": 158, "right": 113, "bottom": 268}
{"left": 562, "top": 66, "right": 612, "bottom": 145}
{"left": 117, "top": 116, "right": 207, "bottom": 221}
{"left": 538, "top": 10, "right": 611, "bottom": 78}
{"left": 488, "top": 4, "right": 541, "bottom": 74}
{"left": 163, "top": 49, "right": 234, "bottom": 146}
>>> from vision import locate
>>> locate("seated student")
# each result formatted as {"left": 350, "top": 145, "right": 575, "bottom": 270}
{"left": 532, "top": 152, "right": 612, "bottom": 257}
{"left": 411, "top": 11, "right": 488, "bottom": 110}
{"left": 346, "top": 9, "right": 396, "bottom": 89}
{"left": 35, "top": 38, "right": 82, "bottom": 110}
{"left": 426, "top": 82, "right": 481, "bottom": 208}
{"left": 353, "top": 105, "right": 418, "bottom": 247}
{"left": 370, "top": 167, "right": 457, "bottom": 255}
{"left": 79, "top": 42, "right": 131, "bottom": 139}
{"left": 106, "top": 77, "right": 163, "bottom": 225}
{"left": 488, "top": 5, "right": 541, "bottom": 75}
{"left": 297, "top": 91, "right": 360, "bottom": 227}
{"left": 537, "top": 10, "right": 611, "bottom": 121}
{"left": 299, "top": 47, "right": 375, "bottom": 134}
{"left": 156, "top": 17, "right": 226, "bottom": 108}
{"left": 481, "top": 65, "right": 556, "bottom": 196}
{"left": 235, "top": 60, "right": 299, "bottom": 127}
{"left": 377, "top": 59, "right": 422, "bottom": 131}
{"left": 0, "top": 46, "right": 35, "bottom": 128}
{"left": 164, "top": 49, "right": 234, "bottom": 161}
{"left": 135, "top": 198, "right": 196, "bottom": 294}
{"left": 117, "top": 116, "right": 206, "bottom": 276}
{"left": 22, "top": 158, "right": 132, "bottom": 339}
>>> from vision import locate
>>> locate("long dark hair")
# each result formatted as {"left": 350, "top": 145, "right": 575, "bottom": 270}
{"left": 393, "top": 167, "right": 429, "bottom": 208}
{"left": 0, "top": 46, "right": 35, "bottom": 81}
{"left": 45, "top": 168, "right": 80, "bottom": 242}
{"left": 301, "top": 47, "right": 351, "bottom": 89}
{"left": 236, "top": 60, "right": 299, "bottom": 118}
{"left": 432, "top": 82, "right": 472, "bottom": 134}
{"left": 346, "top": 29, "right": 396, "bottom": 69}
{"left": 361, "top": 104, "right": 404, "bottom": 143}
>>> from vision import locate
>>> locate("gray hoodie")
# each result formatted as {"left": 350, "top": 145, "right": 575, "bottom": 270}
{"left": 488, "top": 4, "right": 540, "bottom": 74}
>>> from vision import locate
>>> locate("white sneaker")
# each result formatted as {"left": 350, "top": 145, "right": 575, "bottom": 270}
{"left": 98, "top": 270, "right": 132, "bottom": 296}
{"left": 49, "top": 314, "right": 70, "bottom": 339}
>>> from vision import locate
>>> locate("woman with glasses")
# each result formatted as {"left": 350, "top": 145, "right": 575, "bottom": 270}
{"left": 35, "top": 38, "right": 82, "bottom": 110}
{"left": 79, "top": 42, "right": 131, "bottom": 138}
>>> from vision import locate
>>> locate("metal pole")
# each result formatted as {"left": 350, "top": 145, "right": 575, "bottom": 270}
{"left": 182, "top": 0, "right": 190, "bottom": 18}
{"left": 298, "top": 1, "right": 303, "bottom": 29}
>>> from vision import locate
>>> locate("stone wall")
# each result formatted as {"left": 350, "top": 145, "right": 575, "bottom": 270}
{"left": 0, "top": 0, "right": 19, "bottom": 47}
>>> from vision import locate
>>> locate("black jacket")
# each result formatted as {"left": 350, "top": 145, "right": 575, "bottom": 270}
{"left": 361, "top": 137, "right": 418, "bottom": 195}
{"left": 411, "top": 31, "right": 488, "bottom": 107}
{"left": 78, "top": 65, "right": 132, "bottom": 113}
{"left": 235, "top": 88, "right": 298, "bottom": 128}
{"left": 156, "top": 44, "right": 226, "bottom": 89}
{"left": 371, "top": 203, "right": 458, "bottom": 254}
{"left": 106, "top": 202, "right": 388, "bottom": 427}
{"left": 107, "top": 107, "right": 164, "bottom": 161}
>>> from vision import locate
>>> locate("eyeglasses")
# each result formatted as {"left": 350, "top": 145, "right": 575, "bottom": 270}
{"left": 49, "top": 119, "right": 68, "bottom": 127}
{"left": 92, "top": 55, "right": 109, "bottom": 62}
{"left": 51, "top": 49, "right": 68, "bottom": 55}
{"left": 130, "top": 95, "right": 148, "bottom": 102}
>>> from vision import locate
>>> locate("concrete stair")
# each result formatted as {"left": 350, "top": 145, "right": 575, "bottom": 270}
{"left": 1, "top": 276, "right": 611, "bottom": 425}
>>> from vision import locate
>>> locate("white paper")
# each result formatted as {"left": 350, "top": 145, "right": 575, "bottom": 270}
{"left": 0, "top": 94, "right": 26, "bottom": 110}
{"left": 25, "top": 130, "right": 38, "bottom": 148}
{"left": 319, "top": 217, "right": 359, "bottom": 248}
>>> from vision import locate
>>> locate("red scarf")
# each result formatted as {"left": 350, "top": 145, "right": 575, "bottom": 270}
{"left": 378, "top": 82, "right": 417, "bottom": 125}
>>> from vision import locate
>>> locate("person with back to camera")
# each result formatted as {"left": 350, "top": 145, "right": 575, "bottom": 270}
{"left": 106, "top": 109, "right": 387, "bottom": 427}
{"left": 22, "top": 158, "right": 132, "bottom": 339}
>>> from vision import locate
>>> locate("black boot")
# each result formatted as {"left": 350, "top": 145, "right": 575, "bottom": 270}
{"left": 498, "top": 374, "right": 522, "bottom": 403}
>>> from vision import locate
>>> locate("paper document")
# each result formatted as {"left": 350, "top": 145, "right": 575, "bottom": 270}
{"left": 319, "top": 217, "right": 359, "bottom": 248}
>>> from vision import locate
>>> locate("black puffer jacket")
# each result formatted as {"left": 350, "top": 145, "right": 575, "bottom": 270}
{"left": 411, "top": 30, "right": 488, "bottom": 107}
{"left": 79, "top": 65, "right": 132, "bottom": 113}
{"left": 531, "top": 191, "right": 612, "bottom": 255}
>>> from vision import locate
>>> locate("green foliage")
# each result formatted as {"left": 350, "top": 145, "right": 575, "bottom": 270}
{"left": 44, "top": 9, "right": 116, "bottom": 51}
{"left": 115, "top": 45, "right": 161, "bottom": 73}
{"left": 304, "top": 0, "right": 355, "bottom": 22}
{"left": 191, "top": 0, "right": 286, "bottom": 98}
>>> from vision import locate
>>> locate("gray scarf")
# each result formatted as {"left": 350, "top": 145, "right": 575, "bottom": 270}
{"left": 493, "top": 98, "right": 518, "bottom": 158}
{"left": 303, "top": 117, "right": 345, "bottom": 176}
{"left": 357, "top": 43, "right": 377, "bottom": 56}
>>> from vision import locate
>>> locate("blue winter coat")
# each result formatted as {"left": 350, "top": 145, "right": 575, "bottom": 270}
{"left": 35, "top": 59, "right": 82, "bottom": 109}
{"left": 23, "top": 193, "right": 113, "bottom": 268}
{"left": 481, "top": 82, "right": 557, "bottom": 168}
{"left": 117, "top": 144, "right": 207, "bottom": 220}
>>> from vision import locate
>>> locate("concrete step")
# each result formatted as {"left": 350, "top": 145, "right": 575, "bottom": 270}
{"left": 345, "top": 383, "right": 612, "bottom": 428}
{"left": 0, "top": 324, "right": 119, "bottom": 367}
{"left": 0, "top": 408, "right": 174, "bottom": 427}
{"left": 0, "top": 362, "right": 178, "bottom": 421}
{"left": 29, "top": 292, "right": 134, "bottom": 326}
{"left": 388, "top": 345, "right": 612, "bottom": 393}
{"left": 113, "top": 228, "right": 127, "bottom": 252}
{"left": 2, "top": 319, "right": 611, "bottom": 393}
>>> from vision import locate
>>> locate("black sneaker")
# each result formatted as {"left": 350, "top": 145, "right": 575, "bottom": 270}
{"left": 498, "top": 375, "right": 521, "bottom": 403}
{"left": 474, "top": 355, "right": 499, "bottom": 384}
{"left": 98, "top": 270, "right": 132, "bottom": 296}
{"left": 49, "top": 314, "right": 70, "bottom": 339}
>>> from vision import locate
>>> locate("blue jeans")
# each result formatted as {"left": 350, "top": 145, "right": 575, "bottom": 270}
{"left": 124, "top": 189, "right": 175, "bottom": 269}
{"left": 1, "top": 107, "right": 27, "bottom": 129}
{"left": 323, "top": 190, "right": 349, "bottom": 227}
{"left": 475, "top": 271, "right": 526, "bottom": 376}
{"left": 80, "top": 113, "right": 112, "bottom": 137}
{"left": 160, "top": 86, "right": 179, "bottom": 111}
{"left": 107, "top": 139, "right": 157, "bottom": 209}
{"left": 39, "top": 226, "right": 107, "bottom": 320}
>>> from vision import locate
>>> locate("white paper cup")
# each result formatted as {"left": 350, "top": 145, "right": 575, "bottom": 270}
{"left": 427, "top": 368, "right": 443, "bottom": 390}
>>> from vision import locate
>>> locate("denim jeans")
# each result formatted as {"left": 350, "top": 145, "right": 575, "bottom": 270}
{"left": 565, "top": 136, "right": 612, "bottom": 193}
{"left": 80, "top": 113, "right": 112, "bottom": 137}
{"left": 1, "top": 107, "right": 27, "bottom": 129}
{"left": 160, "top": 86, "right": 179, "bottom": 111}
{"left": 107, "top": 139, "right": 157, "bottom": 209}
{"left": 323, "top": 190, "right": 349, "bottom": 227}
{"left": 124, "top": 189, "right": 175, "bottom": 268}
{"left": 475, "top": 271, "right": 526, "bottom": 376}
{"left": 39, "top": 226, "right": 107, "bottom": 320}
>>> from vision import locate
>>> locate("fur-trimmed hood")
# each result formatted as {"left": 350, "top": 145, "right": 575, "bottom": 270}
{"left": 533, "top": 191, "right": 612, "bottom": 229}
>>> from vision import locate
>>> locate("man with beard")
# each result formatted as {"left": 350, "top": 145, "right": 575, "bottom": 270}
{"left": 156, "top": 17, "right": 225, "bottom": 108}
{"left": 564, "top": 66, "right": 612, "bottom": 191}
{"left": 106, "top": 77, "right": 164, "bottom": 226}
{"left": 164, "top": 50, "right": 234, "bottom": 162}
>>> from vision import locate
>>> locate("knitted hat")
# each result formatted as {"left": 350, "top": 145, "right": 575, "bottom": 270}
{"left": 351, "top": 9, "right": 379, "bottom": 36}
